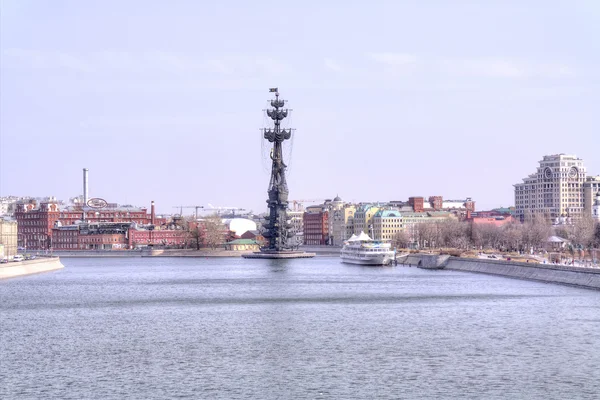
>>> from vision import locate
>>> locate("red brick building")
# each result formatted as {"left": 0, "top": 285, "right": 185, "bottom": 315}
{"left": 128, "top": 228, "right": 188, "bottom": 248}
{"left": 303, "top": 207, "right": 329, "bottom": 245}
{"left": 428, "top": 196, "right": 443, "bottom": 211}
{"left": 15, "top": 199, "right": 60, "bottom": 250}
{"left": 52, "top": 221, "right": 189, "bottom": 250}
{"left": 464, "top": 199, "right": 476, "bottom": 219}
{"left": 52, "top": 225, "right": 79, "bottom": 250}
{"left": 240, "top": 230, "right": 266, "bottom": 246}
{"left": 408, "top": 197, "right": 425, "bottom": 213}
{"left": 18, "top": 198, "right": 167, "bottom": 250}
{"left": 57, "top": 203, "right": 166, "bottom": 226}
{"left": 79, "top": 233, "right": 129, "bottom": 250}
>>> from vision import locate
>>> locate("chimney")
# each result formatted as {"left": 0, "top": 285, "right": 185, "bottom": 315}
{"left": 83, "top": 168, "right": 89, "bottom": 206}
{"left": 151, "top": 201, "right": 156, "bottom": 225}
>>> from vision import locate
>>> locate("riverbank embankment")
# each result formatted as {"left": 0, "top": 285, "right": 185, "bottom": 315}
{"left": 446, "top": 257, "right": 600, "bottom": 290}
{"left": 0, "top": 257, "right": 65, "bottom": 280}
{"left": 50, "top": 249, "right": 249, "bottom": 258}
{"left": 398, "top": 253, "right": 600, "bottom": 290}
{"left": 50, "top": 246, "right": 342, "bottom": 258}
{"left": 396, "top": 254, "right": 450, "bottom": 269}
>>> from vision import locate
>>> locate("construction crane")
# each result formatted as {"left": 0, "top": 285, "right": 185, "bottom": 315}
{"left": 204, "top": 204, "right": 246, "bottom": 217}
{"left": 172, "top": 205, "right": 204, "bottom": 220}
{"left": 290, "top": 199, "right": 326, "bottom": 211}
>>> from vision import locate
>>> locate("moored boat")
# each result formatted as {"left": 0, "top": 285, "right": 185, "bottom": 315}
{"left": 340, "top": 232, "right": 395, "bottom": 266}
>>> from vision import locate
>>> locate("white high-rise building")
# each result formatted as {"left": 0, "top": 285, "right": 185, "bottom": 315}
{"left": 584, "top": 176, "right": 600, "bottom": 216}
{"left": 514, "top": 154, "right": 588, "bottom": 222}
{"left": 593, "top": 190, "right": 600, "bottom": 222}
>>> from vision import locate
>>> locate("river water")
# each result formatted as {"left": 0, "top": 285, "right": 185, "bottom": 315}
{"left": 1, "top": 257, "right": 599, "bottom": 399}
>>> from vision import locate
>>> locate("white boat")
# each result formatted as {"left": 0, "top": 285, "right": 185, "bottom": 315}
{"left": 340, "top": 232, "right": 396, "bottom": 266}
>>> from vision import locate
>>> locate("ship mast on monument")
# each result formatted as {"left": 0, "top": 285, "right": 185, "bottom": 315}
{"left": 243, "top": 88, "right": 315, "bottom": 259}
{"left": 263, "top": 88, "right": 293, "bottom": 251}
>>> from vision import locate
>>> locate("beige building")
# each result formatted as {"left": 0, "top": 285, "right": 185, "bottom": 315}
{"left": 224, "top": 239, "right": 260, "bottom": 251}
{"left": 402, "top": 212, "right": 455, "bottom": 243}
{"left": 353, "top": 204, "right": 380, "bottom": 236}
{"left": 514, "top": 154, "right": 590, "bottom": 222}
{"left": 0, "top": 218, "right": 18, "bottom": 258}
{"left": 327, "top": 196, "right": 355, "bottom": 246}
{"left": 287, "top": 209, "right": 304, "bottom": 245}
{"left": 371, "top": 210, "right": 403, "bottom": 241}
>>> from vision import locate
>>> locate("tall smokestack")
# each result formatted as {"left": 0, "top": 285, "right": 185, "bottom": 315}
{"left": 83, "top": 168, "right": 89, "bottom": 206}
{"left": 151, "top": 201, "right": 156, "bottom": 225}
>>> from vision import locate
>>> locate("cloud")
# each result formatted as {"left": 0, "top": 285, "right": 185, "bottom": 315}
{"left": 202, "top": 58, "right": 234, "bottom": 74}
{"left": 537, "top": 64, "right": 575, "bottom": 78}
{"left": 367, "top": 52, "right": 417, "bottom": 66}
{"left": 441, "top": 58, "right": 525, "bottom": 78}
{"left": 253, "top": 57, "right": 289, "bottom": 75}
{"left": 324, "top": 58, "right": 342, "bottom": 72}
{"left": 441, "top": 58, "right": 576, "bottom": 79}
{"left": 1, "top": 49, "right": 290, "bottom": 76}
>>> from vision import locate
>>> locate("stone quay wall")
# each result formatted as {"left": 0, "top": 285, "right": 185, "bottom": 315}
{"left": 445, "top": 257, "right": 600, "bottom": 290}
{"left": 146, "top": 249, "right": 252, "bottom": 257}
{"left": 0, "top": 257, "right": 65, "bottom": 280}
{"left": 50, "top": 250, "right": 142, "bottom": 257}
{"left": 396, "top": 254, "right": 450, "bottom": 269}
{"left": 48, "top": 249, "right": 251, "bottom": 258}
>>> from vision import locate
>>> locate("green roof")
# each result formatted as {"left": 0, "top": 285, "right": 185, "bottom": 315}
{"left": 492, "top": 207, "right": 515, "bottom": 215}
{"left": 226, "top": 239, "right": 259, "bottom": 245}
{"left": 374, "top": 210, "right": 401, "bottom": 218}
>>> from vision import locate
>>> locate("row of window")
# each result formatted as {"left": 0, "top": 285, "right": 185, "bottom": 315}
{"left": 55, "top": 231, "right": 77, "bottom": 236}
{"left": 19, "top": 220, "right": 49, "bottom": 226}
{"left": 80, "top": 238, "right": 124, "bottom": 243}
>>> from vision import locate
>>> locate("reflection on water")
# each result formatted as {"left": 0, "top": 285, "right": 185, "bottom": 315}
{"left": 1, "top": 257, "right": 599, "bottom": 400}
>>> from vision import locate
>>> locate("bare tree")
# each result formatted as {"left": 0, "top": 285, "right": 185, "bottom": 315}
{"left": 414, "top": 222, "right": 440, "bottom": 249}
{"left": 188, "top": 225, "right": 204, "bottom": 250}
{"left": 472, "top": 224, "right": 504, "bottom": 250}
{"left": 554, "top": 226, "right": 570, "bottom": 241}
{"left": 201, "top": 214, "right": 226, "bottom": 250}
{"left": 392, "top": 231, "right": 411, "bottom": 249}
{"left": 522, "top": 214, "right": 551, "bottom": 252}
{"left": 571, "top": 213, "right": 596, "bottom": 249}
{"left": 439, "top": 219, "right": 470, "bottom": 249}
{"left": 501, "top": 222, "right": 523, "bottom": 252}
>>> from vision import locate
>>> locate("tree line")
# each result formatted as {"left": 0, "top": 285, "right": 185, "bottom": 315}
{"left": 185, "top": 214, "right": 236, "bottom": 250}
{"left": 393, "top": 214, "right": 600, "bottom": 253}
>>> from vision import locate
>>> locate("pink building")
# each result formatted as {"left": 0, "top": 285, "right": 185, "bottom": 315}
{"left": 471, "top": 215, "right": 516, "bottom": 227}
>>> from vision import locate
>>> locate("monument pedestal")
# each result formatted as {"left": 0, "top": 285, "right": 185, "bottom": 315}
{"left": 242, "top": 250, "right": 316, "bottom": 259}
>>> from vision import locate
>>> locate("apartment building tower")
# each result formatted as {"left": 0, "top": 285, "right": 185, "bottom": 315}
{"left": 514, "top": 154, "right": 589, "bottom": 222}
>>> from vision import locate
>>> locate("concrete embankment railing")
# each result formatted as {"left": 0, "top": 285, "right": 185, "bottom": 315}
{"left": 146, "top": 249, "right": 253, "bottom": 257}
{"left": 396, "top": 254, "right": 450, "bottom": 269}
{"left": 446, "top": 257, "right": 600, "bottom": 290}
{"left": 298, "top": 246, "right": 342, "bottom": 256}
{"left": 0, "top": 257, "right": 65, "bottom": 280}
{"left": 50, "top": 249, "right": 250, "bottom": 257}
{"left": 51, "top": 250, "right": 143, "bottom": 257}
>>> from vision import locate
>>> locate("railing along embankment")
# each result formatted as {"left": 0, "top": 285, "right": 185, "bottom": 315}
{"left": 0, "top": 257, "right": 65, "bottom": 280}
{"left": 445, "top": 257, "right": 600, "bottom": 290}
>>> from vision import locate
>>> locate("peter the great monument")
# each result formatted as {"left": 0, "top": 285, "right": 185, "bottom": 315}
{"left": 243, "top": 88, "right": 315, "bottom": 259}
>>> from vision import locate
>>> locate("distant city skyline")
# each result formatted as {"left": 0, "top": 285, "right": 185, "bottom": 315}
{"left": 1, "top": 1, "right": 598, "bottom": 214}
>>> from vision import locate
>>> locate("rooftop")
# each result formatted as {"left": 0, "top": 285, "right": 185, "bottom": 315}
{"left": 226, "top": 239, "right": 259, "bottom": 245}
{"left": 374, "top": 210, "right": 401, "bottom": 218}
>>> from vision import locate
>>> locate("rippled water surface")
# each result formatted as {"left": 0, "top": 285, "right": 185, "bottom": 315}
{"left": 2, "top": 257, "right": 600, "bottom": 399}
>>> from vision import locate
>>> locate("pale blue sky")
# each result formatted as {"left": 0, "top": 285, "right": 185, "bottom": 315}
{"left": 1, "top": 0, "right": 599, "bottom": 214}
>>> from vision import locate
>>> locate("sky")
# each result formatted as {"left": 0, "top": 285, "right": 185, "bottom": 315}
{"left": 1, "top": 0, "right": 599, "bottom": 215}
